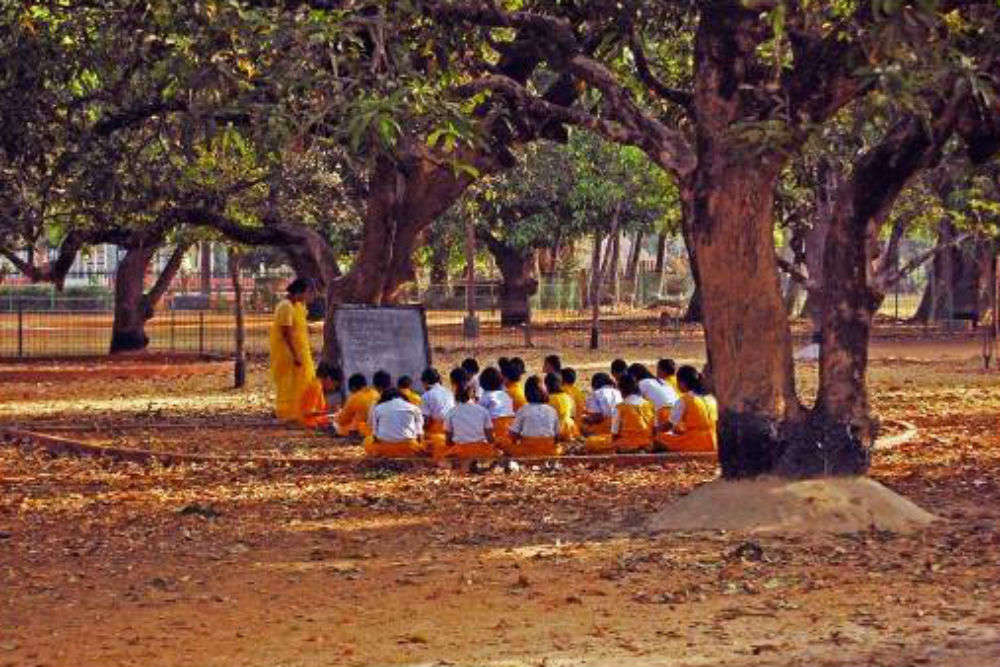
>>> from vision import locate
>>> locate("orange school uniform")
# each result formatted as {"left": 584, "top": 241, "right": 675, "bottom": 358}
{"left": 298, "top": 379, "right": 329, "bottom": 428}
{"left": 565, "top": 383, "right": 587, "bottom": 422}
{"left": 335, "top": 386, "right": 380, "bottom": 436}
{"left": 549, "top": 392, "right": 580, "bottom": 440}
{"left": 655, "top": 393, "right": 716, "bottom": 452}
{"left": 506, "top": 381, "right": 527, "bottom": 411}
{"left": 585, "top": 399, "right": 654, "bottom": 453}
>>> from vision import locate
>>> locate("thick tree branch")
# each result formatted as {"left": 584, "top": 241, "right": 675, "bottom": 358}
{"left": 878, "top": 232, "right": 972, "bottom": 290}
{"left": 627, "top": 30, "right": 693, "bottom": 115}
{"left": 776, "top": 256, "right": 817, "bottom": 291}
{"left": 145, "top": 241, "right": 192, "bottom": 307}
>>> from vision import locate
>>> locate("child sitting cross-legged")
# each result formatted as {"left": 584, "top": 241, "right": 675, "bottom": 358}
{"left": 420, "top": 367, "right": 455, "bottom": 452}
{"left": 504, "top": 375, "right": 562, "bottom": 458}
{"left": 334, "top": 373, "right": 380, "bottom": 437}
{"left": 581, "top": 372, "right": 622, "bottom": 436}
{"left": 397, "top": 375, "right": 422, "bottom": 406}
{"left": 654, "top": 365, "right": 718, "bottom": 453}
{"left": 478, "top": 366, "right": 515, "bottom": 448}
{"left": 364, "top": 388, "right": 426, "bottom": 458}
{"left": 299, "top": 362, "right": 341, "bottom": 429}
{"left": 585, "top": 373, "right": 655, "bottom": 453}
{"left": 437, "top": 378, "right": 497, "bottom": 461}
{"left": 545, "top": 372, "right": 580, "bottom": 440}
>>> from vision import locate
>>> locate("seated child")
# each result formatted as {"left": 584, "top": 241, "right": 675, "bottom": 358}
{"left": 610, "top": 358, "right": 628, "bottom": 385}
{"left": 654, "top": 365, "right": 717, "bottom": 453}
{"left": 545, "top": 372, "right": 579, "bottom": 440}
{"left": 421, "top": 367, "right": 456, "bottom": 451}
{"left": 397, "top": 375, "right": 422, "bottom": 406}
{"left": 657, "top": 358, "right": 679, "bottom": 393}
{"left": 478, "top": 366, "right": 515, "bottom": 446}
{"left": 299, "top": 361, "right": 341, "bottom": 429}
{"left": 585, "top": 374, "right": 654, "bottom": 453}
{"left": 505, "top": 375, "right": 562, "bottom": 457}
{"left": 501, "top": 359, "right": 527, "bottom": 410}
{"left": 581, "top": 372, "right": 622, "bottom": 435}
{"left": 542, "top": 354, "right": 562, "bottom": 375}
{"left": 629, "top": 362, "right": 679, "bottom": 426}
{"left": 364, "top": 388, "right": 425, "bottom": 458}
{"left": 334, "top": 373, "right": 380, "bottom": 437}
{"left": 461, "top": 357, "right": 482, "bottom": 401}
{"left": 440, "top": 379, "right": 496, "bottom": 461}
{"left": 560, "top": 367, "right": 587, "bottom": 424}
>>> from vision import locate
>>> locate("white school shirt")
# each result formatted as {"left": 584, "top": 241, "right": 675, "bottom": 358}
{"left": 612, "top": 394, "right": 648, "bottom": 434}
{"left": 510, "top": 403, "right": 559, "bottom": 438}
{"left": 585, "top": 386, "right": 623, "bottom": 418}
{"left": 371, "top": 398, "right": 424, "bottom": 442}
{"left": 421, "top": 383, "right": 455, "bottom": 421}
{"left": 638, "top": 377, "right": 678, "bottom": 412}
{"left": 445, "top": 402, "right": 493, "bottom": 444}
{"left": 479, "top": 389, "right": 515, "bottom": 419}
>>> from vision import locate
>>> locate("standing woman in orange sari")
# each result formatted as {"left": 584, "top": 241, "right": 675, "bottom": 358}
{"left": 269, "top": 278, "right": 316, "bottom": 421}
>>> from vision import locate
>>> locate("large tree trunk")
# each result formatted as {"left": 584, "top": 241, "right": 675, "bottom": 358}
{"left": 654, "top": 232, "right": 668, "bottom": 277}
{"left": 590, "top": 204, "right": 622, "bottom": 348}
{"left": 199, "top": 242, "right": 212, "bottom": 297}
{"left": 682, "top": 285, "right": 702, "bottom": 322}
{"left": 683, "top": 158, "right": 801, "bottom": 479}
{"left": 110, "top": 241, "right": 189, "bottom": 354}
{"left": 483, "top": 237, "right": 538, "bottom": 327}
{"left": 322, "top": 143, "right": 495, "bottom": 361}
{"left": 912, "top": 222, "right": 985, "bottom": 323}
{"left": 110, "top": 244, "right": 157, "bottom": 354}
{"left": 816, "top": 103, "right": 975, "bottom": 471}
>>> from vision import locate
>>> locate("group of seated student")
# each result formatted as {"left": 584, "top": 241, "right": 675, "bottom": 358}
{"left": 309, "top": 353, "right": 718, "bottom": 460}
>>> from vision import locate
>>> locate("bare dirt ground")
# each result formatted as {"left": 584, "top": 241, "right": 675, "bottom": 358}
{"left": 2, "top": 338, "right": 999, "bottom": 667}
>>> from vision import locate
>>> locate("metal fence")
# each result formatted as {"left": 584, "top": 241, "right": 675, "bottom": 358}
{"left": 0, "top": 285, "right": 964, "bottom": 361}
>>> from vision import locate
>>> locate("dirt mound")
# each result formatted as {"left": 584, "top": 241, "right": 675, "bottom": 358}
{"left": 649, "top": 476, "right": 937, "bottom": 534}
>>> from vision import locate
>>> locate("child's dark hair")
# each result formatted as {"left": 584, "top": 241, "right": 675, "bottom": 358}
{"left": 421, "top": 367, "right": 441, "bottom": 386}
{"left": 497, "top": 357, "right": 510, "bottom": 374}
{"left": 347, "top": 373, "right": 367, "bottom": 392}
{"left": 372, "top": 369, "right": 392, "bottom": 391}
{"left": 479, "top": 366, "right": 503, "bottom": 392}
{"left": 627, "top": 362, "right": 653, "bottom": 381}
{"left": 461, "top": 357, "right": 480, "bottom": 376}
{"left": 511, "top": 357, "right": 526, "bottom": 374}
{"left": 286, "top": 277, "right": 313, "bottom": 296}
{"left": 676, "top": 365, "right": 704, "bottom": 393}
{"left": 618, "top": 373, "right": 640, "bottom": 397}
{"left": 455, "top": 384, "right": 473, "bottom": 403}
{"left": 379, "top": 388, "right": 402, "bottom": 404}
{"left": 591, "top": 372, "right": 614, "bottom": 390}
{"left": 657, "top": 358, "right": 677, "bottom": 376}
{"left": 316, "top": 362, "right": 342, "bottom": 383}
{"left": 610, "top": 358, "right": 628, "bottom": 377}
{"left": 524, "top": 375, "right": 549, "bottom": 404}
{"left": 544, "top": 354, "right": 562, "bottom": 372}
{"left": 397, "top": 375, "right": 413, "bottom": 390}
{"left": 560, "top": 367, "right": 577, "bottom": 385}
{"left": 501, "top": 362, "right": 523, "bottom": 383}
{"left": 544, "top": 372, "right": 563, "bottom": 395}
{"left": 449, "top": 366, "right": 469, "bottom": 388}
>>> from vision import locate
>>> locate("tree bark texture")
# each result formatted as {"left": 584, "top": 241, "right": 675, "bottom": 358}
{"left": 683, "top": 158, "right": 802, "bottom": 478}
{"left": 481, "top": 234, "right": 538, "bottom": 328}
{"left": 110, "top": 240, "right": 189, "bottom": 354}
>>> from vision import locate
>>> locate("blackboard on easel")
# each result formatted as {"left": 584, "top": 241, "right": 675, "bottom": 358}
{"left": 331, "top": 305, "right": 432, "bottom": 398}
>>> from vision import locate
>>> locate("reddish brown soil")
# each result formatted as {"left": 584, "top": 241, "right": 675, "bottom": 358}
{"left": 2, "top": 338, "right": 999, "bottom": 667}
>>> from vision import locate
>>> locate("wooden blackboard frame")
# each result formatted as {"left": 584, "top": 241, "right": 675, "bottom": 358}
{"left": 330, "top": 304, "right": 433, "bottom": 401}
